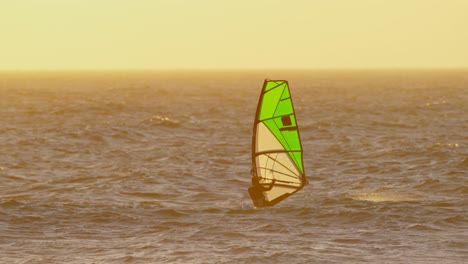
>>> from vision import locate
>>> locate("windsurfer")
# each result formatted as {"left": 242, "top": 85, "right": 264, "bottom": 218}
{"left": 248, "top": 175, "right": 276, "bottom": 207}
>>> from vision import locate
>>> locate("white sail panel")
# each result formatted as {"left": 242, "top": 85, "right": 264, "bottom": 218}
{"left": 256, "top": 122, "right": 284, "bottom": 152}
{"left": 256, "top": 153, "right": 301, "bottom": 185}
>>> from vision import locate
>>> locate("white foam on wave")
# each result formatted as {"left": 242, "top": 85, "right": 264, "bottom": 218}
{"left": 349, "top": 190, "right": 421, "bottom": 202}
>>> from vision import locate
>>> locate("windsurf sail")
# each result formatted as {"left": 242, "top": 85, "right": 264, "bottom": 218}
{"left": 249, "top": 79, "right": 307, "bottom": 207}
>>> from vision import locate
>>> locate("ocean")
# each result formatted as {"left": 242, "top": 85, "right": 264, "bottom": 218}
{"left": 0, "top": 70, "right": 467, "bottom": 263}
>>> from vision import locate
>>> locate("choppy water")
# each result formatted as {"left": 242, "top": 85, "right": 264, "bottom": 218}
{"left": 0, "top": 70, "right": 467, "bottom": 263}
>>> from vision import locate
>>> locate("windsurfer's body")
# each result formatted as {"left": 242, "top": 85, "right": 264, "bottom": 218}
{"left": 248, "top": 174, "right": 276, "bottom": 208}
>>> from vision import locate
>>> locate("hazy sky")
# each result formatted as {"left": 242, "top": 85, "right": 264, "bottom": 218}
{"left": 1, "top": 0, "right": 467, "bottom": 70}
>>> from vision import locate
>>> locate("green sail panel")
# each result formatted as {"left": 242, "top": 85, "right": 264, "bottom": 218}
{"left": 250, "top": 79, "right": 307, "bottom": 207}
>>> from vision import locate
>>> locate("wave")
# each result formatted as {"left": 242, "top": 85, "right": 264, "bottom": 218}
{"left": 0, "top": 199, "right": 25, "bottom": 208}
{"left": 413, "top": 178, "right": 441, "bottom": 189}
{"left": 443, "top": 215, "right": 465, "bottom": 223}
{"left": 425, "top": 142, "right": 460, "bottom": 150}
{"left": 463, "top": 157, "right": 468, "bottom": 166}
{"left": 140, "top": 115, "right": 180, "bottom": 128}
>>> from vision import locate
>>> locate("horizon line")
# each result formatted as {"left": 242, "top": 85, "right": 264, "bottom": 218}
{"left": 1, "top": 67, "right": 468, "bottom": 73}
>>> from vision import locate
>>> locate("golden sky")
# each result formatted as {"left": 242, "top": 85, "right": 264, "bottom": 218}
{"left": 1, "top": 0, "right": 467, "bottom": 70}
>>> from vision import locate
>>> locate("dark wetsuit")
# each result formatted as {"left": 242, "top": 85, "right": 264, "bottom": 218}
{"left": 248, "top": 178, "right": 276, "bottom": 207}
